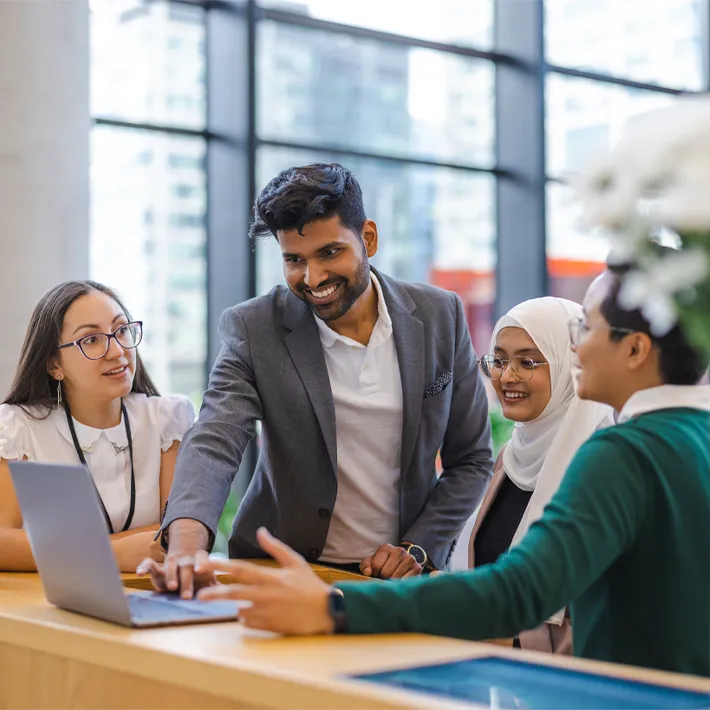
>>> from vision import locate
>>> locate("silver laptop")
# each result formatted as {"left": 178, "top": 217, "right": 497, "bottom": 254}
{"left": 9, "top": 461, "right": 240, "bottom": 628}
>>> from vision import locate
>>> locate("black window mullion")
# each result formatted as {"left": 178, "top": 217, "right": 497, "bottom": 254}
{"left": 494, "top": 0, "right": 547, "bottom": 317}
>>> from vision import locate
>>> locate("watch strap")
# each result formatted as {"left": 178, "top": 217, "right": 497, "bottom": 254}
{"left": 328, "top": 587, "right": 349, "bottom": 634}
{"left": 155, "top": 519, "right": 215, "bottom": 555}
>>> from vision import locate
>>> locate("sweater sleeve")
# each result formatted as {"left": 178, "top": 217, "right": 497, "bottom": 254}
{"left": 338, "top": 431, "right": 648, "bottom": 639}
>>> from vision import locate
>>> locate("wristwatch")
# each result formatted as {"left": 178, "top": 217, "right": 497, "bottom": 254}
{"left": 401, "top": 542, "right": 428, "bottom": 567}
{"left": 327, "top": 587, "right": 348, "bottom": 634}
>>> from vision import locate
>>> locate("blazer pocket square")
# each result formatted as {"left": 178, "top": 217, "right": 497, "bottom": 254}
{"left": 424, "top": 371, "right": 453, "bottom": 399}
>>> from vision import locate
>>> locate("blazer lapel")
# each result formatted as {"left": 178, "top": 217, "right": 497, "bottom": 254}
{"left": 282, "top": 292, "right": 337, "bottom": 476}
{"left": 377, "top": 271, "right": 425, "bottom": 480}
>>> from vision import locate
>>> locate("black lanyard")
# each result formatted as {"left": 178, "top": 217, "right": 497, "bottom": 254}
{"left": 64, "top": 400, "right": 136, "bottom": 534}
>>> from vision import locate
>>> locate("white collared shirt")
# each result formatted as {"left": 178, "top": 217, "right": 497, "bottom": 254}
{"left": 0, "top": 393, "right": 194, "bottom": 531}
{"left": 618, "top": 384, "right": 710, "bottom": 423}
{"left": 315, "top": 273, "right": 404, "bottom": 563}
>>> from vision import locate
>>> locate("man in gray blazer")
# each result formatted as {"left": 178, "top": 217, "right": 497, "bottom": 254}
{"left": 141, "top": 163, "right": 493, "bottom": 595}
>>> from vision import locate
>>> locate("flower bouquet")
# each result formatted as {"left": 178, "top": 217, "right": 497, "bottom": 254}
{"left": 575, "top": 95, "right": 710, "bottom": 360}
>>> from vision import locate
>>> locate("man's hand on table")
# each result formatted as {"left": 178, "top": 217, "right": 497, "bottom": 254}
{"left": 359, "top": 543, "right": 423, "bottom": 579}
{"left": 197, "top": 527, "right": 334, "bottom": 635}
{"left": 136, "top": 519, "right": 216, "bottom": 599}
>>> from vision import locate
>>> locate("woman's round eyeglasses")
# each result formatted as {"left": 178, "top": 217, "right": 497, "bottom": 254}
{"left": 57, "top": 321, "right": 143, "bottom": 361}
{"left": 479, "top": 354, "right": 550, "bottom": 383}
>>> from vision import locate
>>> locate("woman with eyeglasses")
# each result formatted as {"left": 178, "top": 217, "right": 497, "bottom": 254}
{"left": 189, "top": 259, "right": 710, "bottom": 677}
{"left": 0, "top": 281, "right": 195, "bottom": 572}
{"left": 471, "top": 297, "right": 613, "bottom": 654}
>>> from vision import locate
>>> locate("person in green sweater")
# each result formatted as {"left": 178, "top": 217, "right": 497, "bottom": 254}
{"left": 197, "top": 260, "right": 710, "bottom": 677}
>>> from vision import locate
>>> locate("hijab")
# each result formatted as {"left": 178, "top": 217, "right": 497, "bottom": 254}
{"left": 492, "top": 297, "right": 615, "bottom": 564}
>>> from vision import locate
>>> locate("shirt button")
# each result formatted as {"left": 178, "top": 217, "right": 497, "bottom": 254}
{"left": 318, "top": 508, "right": 331, "bottom": 519}
{"left": 309, "top": 549, "right": 319, "bottom": 559}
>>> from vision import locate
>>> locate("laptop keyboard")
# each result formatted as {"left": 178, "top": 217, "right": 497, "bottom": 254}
{"left": 128, "top": 593, "right": 229, "bottom": 622}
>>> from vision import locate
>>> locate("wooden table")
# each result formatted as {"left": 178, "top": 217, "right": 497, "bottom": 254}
{"left": 0, "top": 569, "right": 707, "bottom": 709}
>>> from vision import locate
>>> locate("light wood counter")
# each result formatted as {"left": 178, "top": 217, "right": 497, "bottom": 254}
{"left": 0, "top": 570, "right": 707, "bottom": 709}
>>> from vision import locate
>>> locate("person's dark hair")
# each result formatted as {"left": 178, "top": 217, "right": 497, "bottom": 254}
{"left": 4, "top": 280, "right": 159, "bottom": 417}
{"left": 601, "top": 247, "right": 708, "bottom": 385}
{"left": 249, "top": 163, "right": 367, "bottom": 241}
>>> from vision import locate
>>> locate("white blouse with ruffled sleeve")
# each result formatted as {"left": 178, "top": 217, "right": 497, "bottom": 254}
{"left": 0, "top": 393, "right": 195, "bottom": 531}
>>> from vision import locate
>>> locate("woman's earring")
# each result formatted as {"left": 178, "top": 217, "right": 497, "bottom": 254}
{"left": 56, "top": 377, "right": 63, "bottom": 407}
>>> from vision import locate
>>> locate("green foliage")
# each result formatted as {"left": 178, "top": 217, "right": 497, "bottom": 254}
{"left": 213, "top": 489, "right": 240, "bottom": 556}
{"left": 675, "top": 233, "right": 710, "bottom": 362}
{"left": 489, "top": 406, "right": 514, "bottom": 455}
{"left": 211, "top": 409, "right": 514, "bottom": 554}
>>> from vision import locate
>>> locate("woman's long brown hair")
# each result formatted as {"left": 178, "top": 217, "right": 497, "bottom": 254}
{"left": 4, "top": 280, "right": 159, "bottom": 418}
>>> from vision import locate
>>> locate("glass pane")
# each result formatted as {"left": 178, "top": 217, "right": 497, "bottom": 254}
{"left": 255, "top": 147, "right": 496, "bottom": 355}
{"left": 545, "top": 0, "right": 705, "bottom": 90}
{"left": 91, "top": 0, "right": 206, "bottom": 129}
{"left": 546, "top": 182, "right": 608, "bottom": 303}
{"left": 257, "top": 21, "right": 494, "bottom": 168}
{"left": 546, "top": 74, "right": 676, "bottom": 178}
{"left": 91, "top": 125, "right": 207, "bottom": 404}
{"left": 258, "top": 0, "right": 493, "bottom": 49}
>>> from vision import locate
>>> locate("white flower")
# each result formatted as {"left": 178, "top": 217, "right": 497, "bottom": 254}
{"left": 575, "top": 95, "right": 710, "bottom": 237}
{"left": 572, "top": 155, "right": 643, "bottom": 232}
{"left": 606, "top": 218, "right": 652, "bottom": 264}
{"left": 618, "top": 271, "right": 677, "bottom": 336}
{"left": 648, "top": 155, "right": 710, "bottom": 230}
{"left": 617, "top": 248, "right": 710, "bottom": 335}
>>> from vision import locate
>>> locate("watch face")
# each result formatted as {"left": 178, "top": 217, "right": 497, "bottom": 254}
{"left": 408, "top": 545, "right": 427, "bottom": 565}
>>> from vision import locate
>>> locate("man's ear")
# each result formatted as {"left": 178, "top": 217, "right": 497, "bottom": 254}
{"left": 361, "top": 219, "right": 378, "bottom": 258}
{"left": 626, "top": 333, "right": 654, "bottom": 371}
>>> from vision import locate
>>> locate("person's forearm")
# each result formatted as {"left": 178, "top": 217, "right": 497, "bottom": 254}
{"left": 166, "top": 518, "right": 211, "bottom": 556}
{"left": 110, "top": 524, "right": 159, "bottom": 540}
{"left": 0, "top": 529, "right": 36, "bottom": 571}
{"left": 338, "top": 550, "right": 564, "bottom": 640}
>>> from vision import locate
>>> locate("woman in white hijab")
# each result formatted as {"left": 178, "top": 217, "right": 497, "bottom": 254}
{"left": 469, "top": 296, "right": 614, "bottom": 654}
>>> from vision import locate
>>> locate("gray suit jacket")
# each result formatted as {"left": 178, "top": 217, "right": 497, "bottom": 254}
{"left": 163, "top": 269, "right": 493, "bottom": 569}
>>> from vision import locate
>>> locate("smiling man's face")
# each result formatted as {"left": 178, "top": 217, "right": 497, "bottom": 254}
{"left": 277, "top": 214, "right": 377, "bottom": 323}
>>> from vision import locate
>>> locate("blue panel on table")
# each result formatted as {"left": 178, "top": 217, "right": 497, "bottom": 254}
{"left": 350, "top": 656, "right": 710, "bottom": 709}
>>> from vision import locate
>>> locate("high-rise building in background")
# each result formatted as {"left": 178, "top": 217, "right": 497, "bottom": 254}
{"left": 91, "top": 0, "right": 207, "bottom": 402}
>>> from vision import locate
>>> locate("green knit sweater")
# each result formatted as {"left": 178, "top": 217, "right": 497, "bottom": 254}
{"left": 339, "top": 408, "right": 710, "bottom": 677}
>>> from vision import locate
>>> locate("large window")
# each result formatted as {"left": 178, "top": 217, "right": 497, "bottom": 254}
{"left": 91, "top": 0, "right": 710, "bottom": 387}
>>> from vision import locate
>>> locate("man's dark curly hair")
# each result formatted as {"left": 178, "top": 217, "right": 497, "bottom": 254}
{"left": 249, "top": 163, "right": 367, "bottom": 241}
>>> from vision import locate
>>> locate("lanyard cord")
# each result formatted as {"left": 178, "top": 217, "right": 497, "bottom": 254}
{"left": 64, "top": 400, "right": 136, "bottom": 534}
